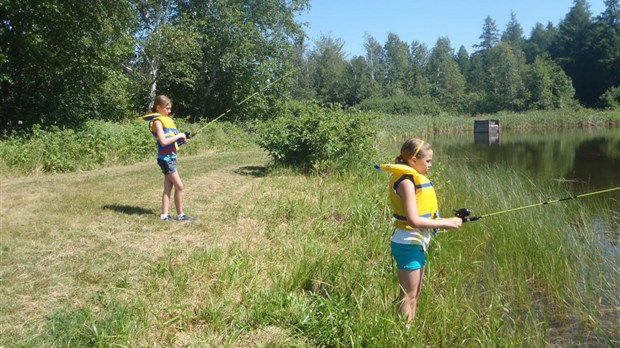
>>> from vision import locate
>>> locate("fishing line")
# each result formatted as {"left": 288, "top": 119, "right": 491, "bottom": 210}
{"left": 456, "top": 186, "right": 620, "bottom": 222}
{"left": 191, "top": 71, "right": 292, "bottom": 137}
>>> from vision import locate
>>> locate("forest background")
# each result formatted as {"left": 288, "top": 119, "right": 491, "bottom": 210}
{"left": 2, "top": 0, "right": 620, "bottom": 138}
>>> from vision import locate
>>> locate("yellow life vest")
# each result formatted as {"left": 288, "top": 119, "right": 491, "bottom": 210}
{"left": 381, "top": 164, "right": 440, "bottom": 230}
{"left": 140, "top": 113, "right": 179, "bottom": 155}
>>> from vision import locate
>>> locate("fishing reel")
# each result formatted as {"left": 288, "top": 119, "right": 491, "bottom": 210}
{"left": 454, "top": 208, "right": 480, "bottom": 222}
{"left": 176, "top": 132, "right": 192, "bottom": 146}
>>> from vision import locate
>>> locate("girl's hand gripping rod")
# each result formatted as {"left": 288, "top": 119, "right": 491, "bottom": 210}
{"left": 454, "top": 186, "right": 620, "bottom": 222}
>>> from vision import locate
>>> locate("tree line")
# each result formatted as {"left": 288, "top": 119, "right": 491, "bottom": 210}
{"left": 1, "top": 0, "right": 308, "bottom": 133}
{"left": 1, "top": 0, "right": 619, "bottom": 135}
{"left": 296, "top": 0, "right": 620, "bottom": 113}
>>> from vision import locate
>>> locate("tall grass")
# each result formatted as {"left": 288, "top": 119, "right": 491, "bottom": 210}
{"left": 1, "top": 113, "right": 619, "bottom": 346}
{"left": 377, "top": 109, "right": 620, "bottom": 135}
{"left": 0, "top": 118, "right": 255, "bottom": 176}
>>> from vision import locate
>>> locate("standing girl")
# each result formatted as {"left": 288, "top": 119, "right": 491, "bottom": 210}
{"left": 141, "top": 95, "right": 194, "bottom": 221}
{"left": 382, "top": 138, "right": 461, "bottom": 324}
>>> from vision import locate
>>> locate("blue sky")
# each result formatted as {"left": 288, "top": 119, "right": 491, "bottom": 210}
{"left": 296, "top": 0, "right": 607, "bottom": 57}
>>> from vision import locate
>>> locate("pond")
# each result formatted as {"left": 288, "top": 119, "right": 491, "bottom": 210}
{"left": 435, "top": 127, "right": 619, "bottom": 192}
{"left": 431, "top": 126, "right": 620, "bottom": 248}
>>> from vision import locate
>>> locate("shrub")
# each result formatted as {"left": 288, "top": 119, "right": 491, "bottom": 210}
{"left": 355, "top": 95, "right": 442, "bottom": 115}
{"left": 599, "top": 86, "right": 620, "bottom": 110}
{"left": 256, "top": 101, "right": 377, "bottom": 173}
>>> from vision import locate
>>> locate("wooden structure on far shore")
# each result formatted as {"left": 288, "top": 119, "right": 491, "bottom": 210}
{"left": 474, "top": 119, "right": 500, "bottom": 144}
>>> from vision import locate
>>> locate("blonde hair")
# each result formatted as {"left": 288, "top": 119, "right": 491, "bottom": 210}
{"left": 395, "top": 138, "right": 432, "bottom": 164}
{"left": 151, "top": 95, "right": 172, "bottom": 113}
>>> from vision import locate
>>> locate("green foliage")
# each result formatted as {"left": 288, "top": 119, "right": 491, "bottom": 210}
{"left": 0, "top": 0, "right": 137, "bottom": 132}
{"left": 552, "top": 0, "right": 601, "bottom": 106}
{"left": 523, "top": 54, "right": 578, "bottom": 110}
{"left": 161, "top": 0, "right": 309, "bottom": 121}
{"left": 427, "top": 37, "right": 467, "bottom": 112}
{"left": 599, "top": 86, "right": 620, "bottom": 110}
{"left": 1, "top": 114, "right": 619, "bottom": 346}
{"left": 356, "top": 95, "right": 442, "bottom": 115}
{"left": 256, "top": 101, "right": 377, "bottom": 172}
{"left": 0, "top": 119, "right": 254, "bottom": 175}
{"left": 383, "top": 33, "right": 411, "bottom": 96}
{"left": 482, "top": 42, "right": 529, "bottom": 112}
{"left": 306, "top": 36, "right": 349, "bottom": 104}
{"left": 0, "top": 122, "right": 146, "bottom": 174}
{"left": 42, "top": 305, "right": 137, "bottom": 347}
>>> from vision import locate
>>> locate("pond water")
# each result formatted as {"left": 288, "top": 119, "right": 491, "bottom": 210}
{"left": 433, "top": 127, "right": 619, "bottom": 191}
{"left": 431, "top": 126, "right": 620, "bottom": 248}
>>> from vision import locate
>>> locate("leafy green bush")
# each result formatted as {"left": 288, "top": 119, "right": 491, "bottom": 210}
{"left": 0, "top": 118, "right": 255, "bottom": 175}
{"left": 599, "top": 86, "right": 620, "bottom": 110}
{"left": 356, "top": 95, "right": 442, "bottom": 115}
{"left": 256, "top": 101, "right": 377, "bottom": 173}
{"left": 0, "top": 122, "right": 145, "bottom": 174}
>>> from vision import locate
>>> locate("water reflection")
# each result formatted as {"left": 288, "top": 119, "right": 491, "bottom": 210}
{"left": 434, "top": 127, "right": 620, "bottom": 192}
{"left": 474, "top": 131, "right": 500, "bottom": 145}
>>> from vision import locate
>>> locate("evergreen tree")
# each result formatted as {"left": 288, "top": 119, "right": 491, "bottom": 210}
{"left": 427, "top": 37, "right": 466, "bottom": 111}
{"left": 552, "top": 0, "right": 597, "bottom": 105}
{"left": 501, "top": 11, "right": 526, "bottom": 51}
{"left": 475, "top": 16, "right": 500, "bottom": 52}
{"left": 525, "top": 56, "right": 555, "bottom": 110}
{"left": 456, "top": 46, "right": 471, "bottom": 81}
{"left": 466, "top": 52, "right": 486, "bottom": 97}
{"left": 383, "top": 33, "right": 411, "bottom": 96}
{"left": 524, "top": 22, "right": 557, "bottom": 63}
{"left": 591, "top": 0, "right": 620, "bottom": 106}
{"left": 483, "top": 42, "right": 528, "bottom": 112}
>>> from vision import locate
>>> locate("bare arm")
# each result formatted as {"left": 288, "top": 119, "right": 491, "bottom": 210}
{"left": 397, "top": 179, "right": 462, "bottom": 230}
{"left": 153, "top": 120, "right": 186, "bottom": 146}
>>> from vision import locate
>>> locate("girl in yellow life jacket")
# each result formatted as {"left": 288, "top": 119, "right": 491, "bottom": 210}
{"left": 386, "top": 138, "right": 462, "bottom": 325}
{"left": 142, "top": 95, "right": 194, "bottom": 222}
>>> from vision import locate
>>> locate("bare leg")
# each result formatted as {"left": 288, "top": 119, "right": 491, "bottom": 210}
{"left": 165, "top": 171, "right": 185, "bottom": 215}
{"left": 161, "top": 175, "right": 173, "bottom": 216}
{"left": 397, "top": 265, "right": 425, "bottom": 322}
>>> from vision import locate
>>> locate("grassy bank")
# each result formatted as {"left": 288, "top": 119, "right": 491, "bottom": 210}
{"left": 376, "top": 109, "right": 620, "bottom": 135}
{"left": 1, "top": 109, "right": 618, "bottom": 176}
{"left": 1, "top": 118, "right": 619, "bottom": 346}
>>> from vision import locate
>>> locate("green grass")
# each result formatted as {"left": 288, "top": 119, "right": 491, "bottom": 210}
{"left": 1, "top": 113, "right": 619, "bottom": 347}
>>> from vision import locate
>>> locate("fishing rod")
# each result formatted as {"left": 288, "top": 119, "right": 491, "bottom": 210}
{"left": 191, "top": 71, "right": 293, "bottom": 138}
{"left": 454, "top": 186, "right": 620, "bottom": 222}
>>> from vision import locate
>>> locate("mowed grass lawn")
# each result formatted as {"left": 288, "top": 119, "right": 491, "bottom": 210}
{"left": 1, "top": 148, "right": 320, "bottom": 346}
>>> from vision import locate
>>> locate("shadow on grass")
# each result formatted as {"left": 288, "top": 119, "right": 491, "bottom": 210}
{"left": 235, "top": 165, "right": 268, "bottom": 177}
{"left": 102, "top": 204, "right": 156, "bottom": 216}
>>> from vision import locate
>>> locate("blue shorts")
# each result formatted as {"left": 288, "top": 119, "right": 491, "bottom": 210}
{"left": 391, "top": 242, "right": 426, "bottom": 270}
{"left": 157, "top": 156, "right": 177, "bottom": 175}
